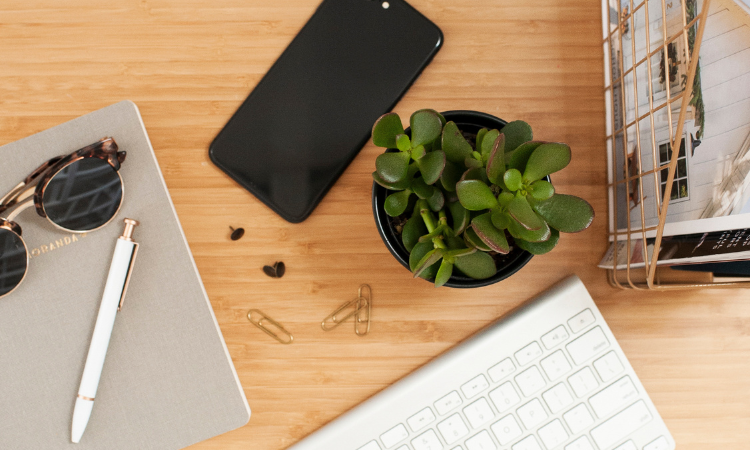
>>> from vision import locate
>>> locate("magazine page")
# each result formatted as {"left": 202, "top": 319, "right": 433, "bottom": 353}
{"left": 603, "top": 0, "right": 750, "bottom": 240}
{"left": 598, "top": 227, "right": 750, "bottom": 269}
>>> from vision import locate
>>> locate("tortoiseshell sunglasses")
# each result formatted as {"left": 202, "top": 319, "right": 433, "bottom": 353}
{"left": 0, "top": 138, "right": 126, "bottom": 298}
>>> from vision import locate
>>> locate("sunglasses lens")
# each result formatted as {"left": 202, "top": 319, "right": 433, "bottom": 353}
{"left": 43, "top": 158, "right": 123, "bottom": 231}
{"left": 0, "top": 228, "right": 28, "bottom": 297}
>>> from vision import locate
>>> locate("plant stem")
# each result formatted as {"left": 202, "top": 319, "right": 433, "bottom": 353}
{"left": 419, "top": 200, "right": 447, "bottom": 250}
{"left": 419, "top": 200, "right": 437, "bottom": 232}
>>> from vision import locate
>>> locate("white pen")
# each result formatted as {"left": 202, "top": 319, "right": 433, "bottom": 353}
{"left": 72, "top": 218, "right": 139, "bottom": 444}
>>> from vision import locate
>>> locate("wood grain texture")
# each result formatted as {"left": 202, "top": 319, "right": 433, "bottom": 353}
{"left": 2, "top": 0, "right": 749, "bottom": 448}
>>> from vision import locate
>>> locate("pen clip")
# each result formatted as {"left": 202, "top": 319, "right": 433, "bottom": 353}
{"left": 118, "top": 242, "right": 138, "bottom": 311}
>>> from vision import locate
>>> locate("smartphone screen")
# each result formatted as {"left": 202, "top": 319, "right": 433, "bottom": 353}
{"left": 209, "top": 0, "right": 442, "bottom": 223}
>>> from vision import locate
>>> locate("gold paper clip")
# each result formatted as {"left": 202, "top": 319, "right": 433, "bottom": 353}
{"left": 355, "top": 284, "right": 372, "bottom": 336}
{"left": 321, "top": 296, "right": 368, "bottom": 331}
{"left": 247, "top": 309, "right": 294, "bottom": 344}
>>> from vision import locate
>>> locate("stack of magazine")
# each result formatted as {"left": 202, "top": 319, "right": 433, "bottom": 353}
{"left": 599, "top": 0, "right": 750, "bottom": 275}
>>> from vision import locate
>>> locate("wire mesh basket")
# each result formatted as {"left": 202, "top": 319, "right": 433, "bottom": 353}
{"left": 602, "top": 0, "right": 750, "bottom": 288}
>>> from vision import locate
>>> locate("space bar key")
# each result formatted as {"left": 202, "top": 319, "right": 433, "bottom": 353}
{"left": 590, "top": 400, "right": 652, "bottom": 449}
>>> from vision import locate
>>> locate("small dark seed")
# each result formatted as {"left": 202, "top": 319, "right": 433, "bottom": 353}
{"left": 273, "top": 261, "right": 285, "bottom": 278}
{"left": 262, "top": 265, "right": 277, "bottom": 278}
{"left": 229, "top": 226, "right": 245, "bottom": 241}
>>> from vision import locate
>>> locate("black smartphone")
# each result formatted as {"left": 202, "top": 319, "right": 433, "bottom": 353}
{"left": 209, "top": 0, "right": 443, "bottom": 223}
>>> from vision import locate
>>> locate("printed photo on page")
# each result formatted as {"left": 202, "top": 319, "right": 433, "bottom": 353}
{"left": 603, "top": 0, "right": 750, "bottom": 240}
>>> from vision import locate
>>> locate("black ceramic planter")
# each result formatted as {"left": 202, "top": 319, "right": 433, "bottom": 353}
{"left": 372, "top": 110, "right": 535, "bottom": 288}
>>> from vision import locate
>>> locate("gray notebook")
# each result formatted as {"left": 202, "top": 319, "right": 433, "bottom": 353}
{"left": 0, "top": 101, "right": 250, "bottom": 449}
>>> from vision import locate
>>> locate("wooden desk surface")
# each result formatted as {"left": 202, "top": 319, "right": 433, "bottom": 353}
{"left": 2, "top": 0, "right": 749, "bottom": 448}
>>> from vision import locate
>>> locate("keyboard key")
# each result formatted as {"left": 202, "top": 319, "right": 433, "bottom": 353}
{"left": 568, "top": 367, "right": 599, "bottom": 397}
{"left": 489, "top": 382, "right": 521, "bottom": 413}
{"left": 593, "top": 351, "right": 624, "bottom": 382}
{"left": 465, "top": 430, "right": 497, "bottom": 450}
{"left": 517, "top": 398, "right": 548, "bottom": 429}
{"left": 566, "top": 326, "right": 609, "bottom": 365}
{"left": 589, "top": 376, "right": 638, "bottom": 418}
{"left": 542, "top": 383, "right": 573, "bottom": 414}
{"left": 613, "top": 442, "right": 637, "bottom": 450}
{"left": 568, "top": 309, "right": 595, "bottom": 333}
{"left": 437, "top": 413, "right": 469, "bottom": 445}
{"left": 461, "top": 374, "right": 490, "bottom": 399}
{"left": 515, "top": 366, "right": 546, "bottom": 397}
{"left": 565, "top": 436, "right": 595, "bottom": 450}
{"left": 644, "top": 436, "right": 670, "bottom": 450}
{"left": 407, "top": 407, "right": 436, "bottom": 432}
{"left": 357, "top": 441, "right": 381, "bottom": 450}
{"left": 380, "top": 424, "right": 408, "bottom": 448}
{"left": 541, "top": 325, "right": 569, "bottom": 349}
{"left": 540, "top": 350, "right": 571, "bottom": 381}
{"left": 538, "top": 419, "right": 568, "bottom": 449}
{"left": 512, "top": 435, "right": 543, "bottom": 450}
{"left": 488, "top": 358, "right": 516, "bottom": 383}
{"left": 450, "top": 448, "right": 464, "bottom": 450}
{"left": 490, "top": 414, "right": 522, "bottom": 445}
{"left": 435, "top": 391, "right": 463, "bottom": 415}
{"left": 464, "top": 397, "right": 495, "bottom": 429}
{"left": 590, "top": 400, "right": 652, "bottom": 449}
{"left": 562, "top": 403, "right": 594, "bottom": 434}
{"left": 411, "top": 429, "right": 442, "bottom": 450}
{"left": 515, "top": 341, "right": 543, "bottom": 366}
{"left": 395, "top": 446, "right": 409, "bottom": 450}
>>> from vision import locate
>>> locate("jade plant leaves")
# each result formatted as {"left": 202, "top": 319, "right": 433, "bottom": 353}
{"left": 523, "top": 143, "right": 571, "bottom": 183}
{"left": 426, "top": 187, "right": 445, "bottom": 212}
{"left": 412, "top": 108, "right": 446, "bottom": 126}
{"left": 372, "top": 113, "right": 405, "bottom": 148}
{"left": 396, "top": 134, "right": 411, "bottom": 152}
{"left": 480, "top": 129, "right": 501, "bottom": 160}
{"left": 411, "top": 145, "right": 426, "bottom": 160}
{"left": 402, "top": 214, "right": 427, "bottom": 252}
{"left": 505, "top": 141, "right": 545, "bottom": 172}
{"left": 434, "top": 259, "right": 454, "bottom": 287}
{"left": 384, "top": 189, "right": 412, "bottom": 217}
{"left": 464, "top": 157, "right": 483, "bottom": 169}
{"left": 440, "top": 161, "right": 462, "bottom": 192}
{"left": 486, "top": 134, "right": 506, "bottom": 185}
{"left": 372, "top": 162, "right": 417, "bottom": 190}
{"left": 410, "top": 110, "right": 443, "bottom": 147}
{"left": 491, "top": 209, "right": 511, "bottom": 230}
{"left": 442, "top": 121, "right": 473, "bottom": 164}
{"left": 515, "top": 228, "right": 560, "bottom": 255}
{"left": 532, "top": 194, "right": 594, "bottom": 233}
{"left": 454, "top": 251, "right": 497, "bottom": 279}
{"left": 529, "top": 179, "right": 555, "bottom": 200}
{"left": 507, "top": 196, "right": 544, "bottom": 231}
{"left": 508, "top": 218, "right": 551, "bottom": 243}
{"left": 418, "top": 150, "right": 446, "bottom": 185}
{"left": 501, "top": 120, "right": 533, "bottom": 152}
{"left": 411, "top": 177, "right": 433, "bottom": 199}
{"left": 503, "top": 169, "right": 523, "bottom": 191}
{"left": 471, "top": 213, "right": 510, "bottom": 254}
{"left": 448, "top": 201, "right": 470, "bottom": 235}
{"left": 413, "top": 248, "right": 444, "bottom": 278}
{"left": 456, "top": 180, "right": 498, "bottom": 211}
{"left": 409, "top": 241, "right": 440, "bottom": 280}
{"left": 375, "top": 151, "right": 410, "bottom": 183}
{"left": 475, "top": 128, "right": 488, "bottom": 156}
{"left": 464, "top": 227, "right": 492, "bottom": 251}
{"left": 373, "top": 171, "right": 408, "bottom": 191}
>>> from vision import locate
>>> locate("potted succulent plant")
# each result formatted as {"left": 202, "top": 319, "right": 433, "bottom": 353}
{"left": 371, "top": 109, "right": 594, "bottom": 288}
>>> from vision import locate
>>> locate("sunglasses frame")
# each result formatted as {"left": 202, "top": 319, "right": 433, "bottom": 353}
{"left": 0, "top": 137, "right": 126, "bottom": 299}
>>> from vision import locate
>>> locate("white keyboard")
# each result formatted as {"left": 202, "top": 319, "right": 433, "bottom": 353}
{"left": 287, "top": 276, "right": 674, "bottom": 450}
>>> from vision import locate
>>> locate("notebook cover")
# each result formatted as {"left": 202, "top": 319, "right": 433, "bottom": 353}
{"left": 0, "top": 101, "right": 250, "bottom": 449}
